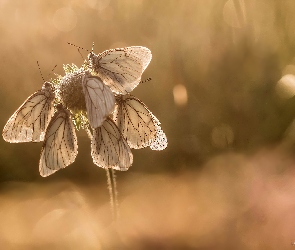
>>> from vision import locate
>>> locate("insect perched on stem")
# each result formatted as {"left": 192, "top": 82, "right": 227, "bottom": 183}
{"left": 82, "top": 71, "right": 115, "bottom": 128}
{"left": 88, "top": 46, "right": 152, "bottom": 94}
{"left": 68, "top": 43, "right": 152, "bottom": 94}
{"left": 113, "top": 95, "right": 167, "bottom": 150}
{"left": 39, "top": 103, "right": 78, "bottom": 177}
{"left": 2, "top": 81, "right": 55, "bottom": 143}
{"left": 91, "top": 117, "right": 133, "bottom": 171}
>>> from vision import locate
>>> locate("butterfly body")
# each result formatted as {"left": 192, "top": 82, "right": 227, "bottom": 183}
{"left": 88, "top": 46, "right": 152, "bottom": 95}
{"left": 39, "top": 104, "right": 78, "bottom": 177}
{"left": 82, "top": 71, "right": 115, "bottom": 128}
{"left": 114, "top": 95, "right": 167, "bottom": 150}
{"left": 2, "top": 82, "right": 55, "bottom": 143}
{"left": 91, "top": 118, "right": 133, "bottom": 171}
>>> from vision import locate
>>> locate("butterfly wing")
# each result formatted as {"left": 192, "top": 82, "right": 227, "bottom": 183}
{"left": 149, "top": 124, "right": 168, "bottom": 151}
{"left": 39, "top": 105, "right": 78, "bottom": 177}
{"left": 82, "top": 73, "right": 115, "bottom": 128}
{"left": 88, "top": 46, "right": 152, "bottom": 94}
{"left": 2, "top": 82, "right": 55, "bottom": 143}
{"left": 91, "top": 118, "right": 133, "bottom": 171}
{"left": 113, "top": 95, "right": 167, "bottom": 150}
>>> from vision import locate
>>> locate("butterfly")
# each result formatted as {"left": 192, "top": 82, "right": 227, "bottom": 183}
{"left": 113, "top": 95, "right": 167, "bottom": 150}
{"left": 82, "top": 71, "right": 115, "bottom": 128}
{"left": 39, "top": 104, "right": 78, "bottom": 177}
{"left": 2, "top": 82, "right": 55, "bottom": 143}
{"left": 91, "top": 117, "right": 133, "bottom": 171}
{"left": 88, "top": 46, "right": 152, "bottom": 95}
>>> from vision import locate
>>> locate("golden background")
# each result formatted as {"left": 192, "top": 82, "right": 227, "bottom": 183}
{"left": 1, "top": 0, "right": 295, "bottom": 249}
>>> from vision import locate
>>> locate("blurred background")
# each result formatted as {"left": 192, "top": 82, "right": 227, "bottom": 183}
{"left": 1, "top": 0, "right": 295, "bottom": 249}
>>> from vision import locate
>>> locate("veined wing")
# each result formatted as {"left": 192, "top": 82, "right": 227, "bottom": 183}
{"left": 82, "top": 72, "right": 115, "bottom": 128}
{"left": 88, "top": 46, "right": 152, "bottom": 95}
{"left": 2, "top": 82, "right": 55, "bottom": 143}
{"left": 39, "top": 104, "right": 78, "bottom": 177}
{"left": 91, "top": 118, "right": 133, "bottom": 171}
{"left": 113, "top": 95, "right": 167, "bottom": 150}
{"left": 149, "top": 123, "right": 168, "bottom": 151}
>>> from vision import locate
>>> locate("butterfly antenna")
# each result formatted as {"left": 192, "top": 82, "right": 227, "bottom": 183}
{"left": 37, "top": 61, "right": 45, "bottom": 82}
{"left": 67, "top": 42, "right": 90, "bottom": 53}
{"left": 140, "top": 77, "right": 152, "bottom": 84}
{"left": 92, "top": 42, "right": 95, "bottom": 52}
{"left": 78, "top": 48, "right": 85, "bottom": 61}
{"left": 48, "top": 64, "right": 57, "bottom": 78}
{"left": 51, "top": 65, "right": 57, "bottom": 71}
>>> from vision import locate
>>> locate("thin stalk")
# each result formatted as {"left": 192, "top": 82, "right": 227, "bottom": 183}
{"left": 85, "top": 127, "right": 117, "bottom": 220}
{"left": 110, "top": 168, "right": 119, "bottom": 219}
{"left": 105, "top": 167, "right": 115, "bottom": 220}
{"left": 233, "top": 0, "right": 245, "bottom": 28}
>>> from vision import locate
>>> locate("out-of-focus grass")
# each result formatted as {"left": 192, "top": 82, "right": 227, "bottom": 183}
{"left": 2, "top": 0, "right": 295, "bottom": 248}
{"left": 1, "top": 147, "right": 295, "bottom": 249}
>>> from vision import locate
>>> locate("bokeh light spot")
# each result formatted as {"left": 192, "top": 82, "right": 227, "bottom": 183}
{"left": 53, "top": 7, "right": 77, "bottom": 32}
{"left": 211, "top": 124, "right": 234, "bottom": 148}
{"left": 276, "top": 74, "right": 295, "bottom": 100}
{"left": 173, "top": 84, "right": 188, "bottom": 107}
{"left": 282, "top": 64, "right": 295, "bottom": 76}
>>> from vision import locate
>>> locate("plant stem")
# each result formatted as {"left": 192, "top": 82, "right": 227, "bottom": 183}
{"left": 85, "top": 127, "right": 118, "bottom": 221}
{"left": 105, "top": 167, "right": 116, "bottom": 220}
{"left": 111, "top": 168, "right": 119, "bottom": 219}
{"left": 233, "top": 0, "right": 245, "bottom": 28}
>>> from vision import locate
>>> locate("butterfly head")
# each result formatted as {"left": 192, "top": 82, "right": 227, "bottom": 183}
{"left": 55, "top": 103, "right": 64, "bottom": 111}
{"left": 87, "top": 52, "right": 99, "bottom": 70}
{"left": 43, "top": 81, "right": 52, "bottom": 88}
{"left": 42, "top": 82, "right": 55, "bottom": 99}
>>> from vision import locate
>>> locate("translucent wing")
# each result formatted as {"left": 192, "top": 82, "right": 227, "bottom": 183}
{"left": 2, "top": 82, "right": 55, "bottom": 143}
{"left": 88, "top": 46, "right": 152, "bottom": 95}
{"left": 91, "top": 118, "right": 133, "bottom": 171}
{"left": 82, "top": 72, "right": 115, "bottom": 128}
{"left": 39, "top": 104, "right": 78, "bottom": 177}
{"left": 113, "top": 95, "right": 167, "bottom": 150}
{"left": 149, "top": 124, "right": 168, "bottom": 151}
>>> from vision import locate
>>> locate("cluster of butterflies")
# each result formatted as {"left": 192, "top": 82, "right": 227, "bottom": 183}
{"left": 2, "top": 46, "right": 167, "bottom": 177}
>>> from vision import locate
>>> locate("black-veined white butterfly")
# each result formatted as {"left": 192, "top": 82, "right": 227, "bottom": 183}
{"left": 39, "top": 104, "right": 78, "bottom": 177}
{"left": 113, "top": 95, "right": 167, "bottom": 150}
{"left": 2, "top": 82, "right": 55, "bottom": 143}
{"left": 91, "top": 118, "right": 133, "bottom": 171}
{"left": 82, "top": 71, "right": 115, "bottom": 128}
{"left": 88, "top": 46, "right": 152, "bottom": 95}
